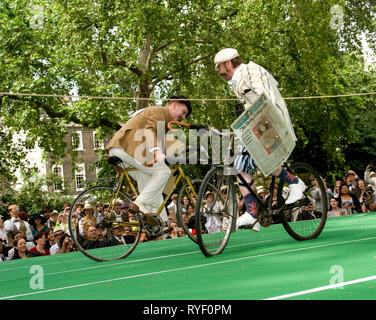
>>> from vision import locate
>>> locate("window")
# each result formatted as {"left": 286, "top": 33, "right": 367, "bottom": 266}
{"left": 93, "top": 131, "right": 104, "bottom": 150}
{"left": 72, "top": 131, "right": 84, "bottom": 150}
{"left": 75, "top": 164, "right": 86, "bottom": 191}
{"left": 52, "top": 164, "right": 64, "bottom": 191}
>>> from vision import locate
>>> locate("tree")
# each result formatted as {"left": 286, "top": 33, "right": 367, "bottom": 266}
{"left": 0, "top": 0, "right": 375, "bottom": 183}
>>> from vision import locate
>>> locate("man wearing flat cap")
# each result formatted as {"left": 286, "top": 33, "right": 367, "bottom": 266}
{"left": 105, "top": 96, "right": 192, "bottom": 222}
{"left": 214, "top": 48, "right": 305, "bottom": 231}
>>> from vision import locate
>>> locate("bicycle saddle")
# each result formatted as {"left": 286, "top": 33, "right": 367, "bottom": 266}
{"left": 107, "top": 156, "right": 122, "bottom": 166}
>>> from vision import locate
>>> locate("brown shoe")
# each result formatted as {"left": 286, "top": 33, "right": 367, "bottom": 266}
{"left": 128, "top": 203, "right": 143, "bottom": 214}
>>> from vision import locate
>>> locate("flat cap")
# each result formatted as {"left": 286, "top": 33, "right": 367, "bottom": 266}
{"left": 214, "top": 48, "right": 239, "bottom": 70}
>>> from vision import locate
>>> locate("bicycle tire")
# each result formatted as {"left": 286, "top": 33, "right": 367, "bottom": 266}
{"left": 277, "top": 162, "right": 328, "bottom": 241}
{"left": 68, "top": 185, "right": 141, "bottom": 262}
{"left": 195, "top": 166, "right": 237, "bottom": 257}
{"left": 176, "top": 179, "right": 203, "bottom": 244}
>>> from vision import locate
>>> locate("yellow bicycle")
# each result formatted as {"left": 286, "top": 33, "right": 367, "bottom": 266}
{"left": 68, "top": 121, "right": 205, "bottom": 261}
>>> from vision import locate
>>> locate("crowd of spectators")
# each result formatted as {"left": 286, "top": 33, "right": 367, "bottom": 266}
{"left": 1, "top": 165, "right": 376, "bottom": 262}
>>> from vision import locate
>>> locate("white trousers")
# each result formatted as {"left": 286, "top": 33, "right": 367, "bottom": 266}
{"left": 109, "top": 148, "right": 170, "bottom": 222}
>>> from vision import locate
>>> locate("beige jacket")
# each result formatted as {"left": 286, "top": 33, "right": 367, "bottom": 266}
{"left": 106, "top": 106, "right": 183, "bottom": 164}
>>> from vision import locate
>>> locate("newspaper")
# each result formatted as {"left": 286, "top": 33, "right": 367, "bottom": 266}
{"left": 231, "top": 94, "right": 296, "bottom": 177}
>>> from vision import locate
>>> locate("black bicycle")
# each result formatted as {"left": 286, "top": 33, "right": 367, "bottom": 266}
{"left": 194, "top": 162, "right": 328, "bottom": 257}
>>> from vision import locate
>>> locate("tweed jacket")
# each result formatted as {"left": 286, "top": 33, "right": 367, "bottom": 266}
{"left": 105, "top": 106, "right": 182, "bottom": 164}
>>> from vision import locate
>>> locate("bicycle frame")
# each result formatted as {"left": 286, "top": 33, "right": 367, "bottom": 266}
{"left": 104, "top": 164, "right": 199, "bottom": 222}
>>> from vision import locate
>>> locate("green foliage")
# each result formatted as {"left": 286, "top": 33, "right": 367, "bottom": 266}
{"left": 0, "top": 0, "right": 375, "bottom": 184}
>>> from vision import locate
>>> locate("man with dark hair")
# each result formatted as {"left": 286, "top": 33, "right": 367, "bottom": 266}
{"left": 105, "top": 96, "right": 192, "bottom": 223}
{"left": 214, "top": 48, "right": 305, "bottom": 231}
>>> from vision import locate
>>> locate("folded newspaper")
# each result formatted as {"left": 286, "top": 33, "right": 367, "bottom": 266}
{"left": 231, "top": 94, "right": 296, "bottom": 177}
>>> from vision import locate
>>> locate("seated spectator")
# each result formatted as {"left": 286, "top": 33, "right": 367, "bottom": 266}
{"left": 6, "top": 231, "right": 35, "bottom": 260}
{"left": 328, "top": 198, "right": 347, "bottom": 217}
{"left": 29, "top": 232, "right": 50, "bottom": 256}
{"left": 82, "top": 226, "right": 118, "bottom": 250}
{"left": 50, "top": 226, "right": 65, "bottom": 255}
{"left": 166, "top": 222, "right": 185, "bottom": 239}
{"left": 363, "top": 186, "right": 376, "bottom": 212}
{"left": 44, "top": 230, "right": 56, "bottom": 251}
{"left": 11, "top": 238, "right": 40, "bottom": 260}
{"left": 299, "top": 202, "right": 322, "bottom": 220}
{"left": 4, "top": 204, "right": 33, "bottom": 248}
{"left": 112, "top": 224, "right": 134, "bottom": 245}
{"left": 0, "top": 214, "right": 7, "bottom": 248}
{"left": 29, "top": 213, "right": 49, "bottom": 236}
{"left": 0, "top": 238, "right": 8, "bottom": 261}
{"left": 47, "top": 210, "right": 59, "bottom": 230}
{"left": 78, "top": 204, "right": 97, "bottom": 240}
{"left": 123, "top": 226, "right": 135, "bottom": 244}
{"left": 337, "top": 183, "right": 361, "bottom": 214}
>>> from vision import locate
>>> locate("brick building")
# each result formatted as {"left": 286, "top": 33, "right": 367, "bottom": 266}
{"left": 45, "top": 124, "right": 109, "bottom": 195}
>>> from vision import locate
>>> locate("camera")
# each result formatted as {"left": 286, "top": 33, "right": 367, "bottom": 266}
{"left": 364, "top": 186, "right": 374, "bottom": 199}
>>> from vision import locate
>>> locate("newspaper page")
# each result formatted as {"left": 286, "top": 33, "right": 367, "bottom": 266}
{"left": 231, "top": 94, "right": 296, "bottom": 177}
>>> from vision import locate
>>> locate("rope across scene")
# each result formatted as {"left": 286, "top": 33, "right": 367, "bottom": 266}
{"left": 0, "top": 91, "right": 376, "bottom": 102}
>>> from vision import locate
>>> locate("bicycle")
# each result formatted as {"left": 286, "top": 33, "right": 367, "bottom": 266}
{"left": 68, "top": 121, "right": 206, "bottom": 262}
{"left": 193, "top": 134, "right": 328, "bottom": 257}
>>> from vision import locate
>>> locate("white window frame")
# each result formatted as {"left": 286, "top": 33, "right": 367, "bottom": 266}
{"left": 72, "top": 131, "right": 84, "bottom": 151}
{"left": 52, "top": 164, "right": 64, "bottom": 191}
{"left": 93, "top": 131, "right": 104, "bottom": 150}
{"left": 75, "top": 164, "right": 86, "bottom": 191}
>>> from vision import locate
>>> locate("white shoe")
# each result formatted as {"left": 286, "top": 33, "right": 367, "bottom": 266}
{"left": 285, "top": 178, "right": 306, "bottom": 204}
{"left": 236, "top": 212, "right": 260, "bottom": 232}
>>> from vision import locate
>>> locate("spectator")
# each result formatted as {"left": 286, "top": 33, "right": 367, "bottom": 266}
{"left": 299, "top": 202, "right": 322, "bottom": 220}
{"left": 94, "top": 202, "right": 105, "bottom": 224}
{"left": 73, "top": 202, "right": 84, "bottom": 219}
{"left": 344, "top": 170, "right": 360, "bottom": 197}
{"left": 59, "top": 234, "right": 76, "bottom": 254}
{"left": 4, "top": 204, "right": 33, "bottom": 248}
{"left": 358, "top": 180, "right": 368, "bottom": 213}
{"left": 180, "top": 196, "right": 190, "bottom": 214}
{"left": 41, "top": 206, "right": 52, "bottom": 227}
{"left": 166, "top": 222, "right": 185, "bottom": 239}
{"left": 44, "top": 230, "right": 56, "bottom": 251}
{"left": 203, "top": 191, "right": 222, "bottom": 233}
{"left": 311, "top": 177, "right": 333, "bottom": 215}
{"left": 120, "top": 202, "right": 129, "bottom": 221}
{"left": 112, "top": 224, "right": 133, "bottom": 245}
{"left": 0, "top": 214, "right": 7, "bottom": 247}
{"left": 364, "top": 165, "right": 376, "bottom": 189}
{"left": 337, "top": 183, "right": 361, "bottom": 214}
{"left": 48, "top": 210, "right": 59, "bottom": 230}
{"left": 363, "top": 186, "right": 376, "bottom": 212}
{"left": 256, "top": 186, "right": 267, "bottom": 202}
{"left": 328, "top": 198, "right": 347, "bottom": 217}
{"left": 78, "top": 204, "right": 97, "bottom": 240}
{"left": 29, "top": 213, "right": 49, "bottom": 236}
{"left": 332, "top": 179, "right": 342, "bottom": 198}
{"left": 29, "top": 232, "right": 50, "bottom": 256}
{"left": 0, "top": 239, "right": 7, "bottom": 261}
{"left": 123, "top": 226, "right": 135, "bottom": 244}
{"left": 49, "top": 226, "right": 65, "bottom": 255}
{"left": 11, "top": 238, "right": 39, "bottom": 260}
{"left": 6, "top": 231, "right": 35, "bottom": 260}
{"left": 167, "top": 193, "right": 178, "bottom": 215}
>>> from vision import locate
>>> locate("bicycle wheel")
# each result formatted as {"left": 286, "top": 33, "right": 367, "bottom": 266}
{"left": 68, "top": 186, "right": 141, "bottom": 261}
{"left": 277, "top": 162, "right": 328, "bottom": 241}
{"left": 176, "top": 179, "right": 202, "bottom": 244}
{"left": 195, "top": 166, "right": 237, "bottom": 257}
